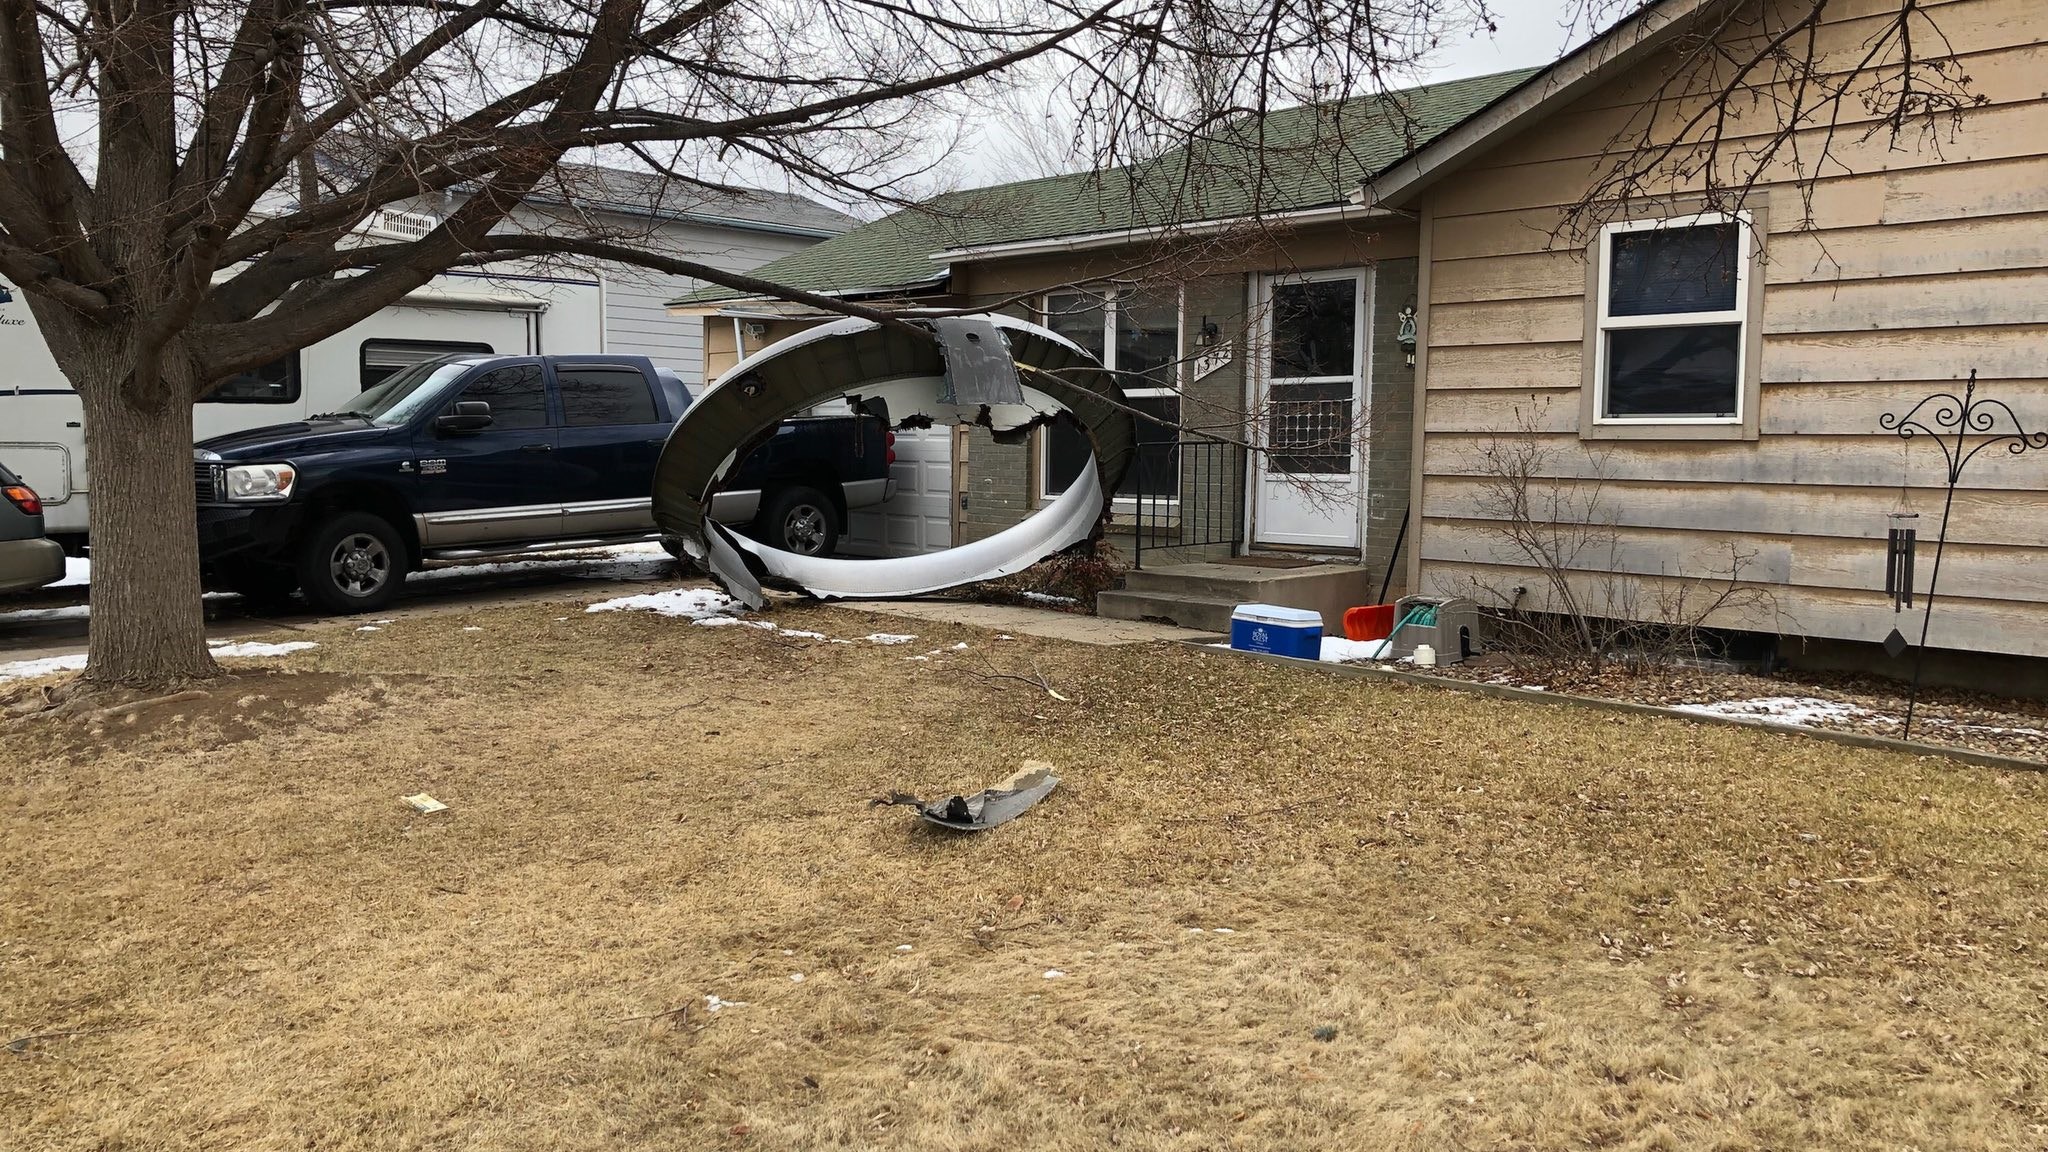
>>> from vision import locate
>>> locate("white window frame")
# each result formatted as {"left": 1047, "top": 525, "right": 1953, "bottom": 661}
{"left": 1593, "top": 211, "right": 1751, "bottom": 427}
{"left": 1035, "top": 286, "right": 1184, "bottom": 511}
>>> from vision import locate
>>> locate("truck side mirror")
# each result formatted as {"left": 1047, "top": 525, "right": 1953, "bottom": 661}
{"left": 436, "top": 400, "right": 493, "bottom": 435}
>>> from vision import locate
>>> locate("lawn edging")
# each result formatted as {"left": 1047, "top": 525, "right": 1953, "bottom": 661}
{"left": 1185, "top": 642, "right": 2047, "bottom": 773}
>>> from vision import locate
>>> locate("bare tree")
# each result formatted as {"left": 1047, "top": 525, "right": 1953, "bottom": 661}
{"left": 0, "top": 0, "right": 1492, "bottom": 688}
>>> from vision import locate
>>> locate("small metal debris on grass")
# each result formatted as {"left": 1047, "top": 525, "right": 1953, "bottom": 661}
{"left": 704, "top": 994, "right": 747, "bottom": 1013}
{"left": 1312, "top": 1026, "right": 1339, "bottom": 1042}
{"left": 402, "top": 793, "right": 450, "bottom": 814}
{"left": 895, "top": 944, "right": 914, "bottom": 952}
{"left": 1043, "top": 969, "right": 1066, "bottom": 979}
{"left": 789, "top": 973, "right": 805, "bottom": 983}
{"left": 873, "top": 760, "right": 1059, "bottom": 832}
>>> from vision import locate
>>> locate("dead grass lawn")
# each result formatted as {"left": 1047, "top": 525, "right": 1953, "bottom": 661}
{"left": 4, "top": 594, "right": 2048, "bottom": 1151}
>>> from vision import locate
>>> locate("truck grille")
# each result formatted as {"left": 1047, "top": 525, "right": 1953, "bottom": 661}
{"left": 194, "top": 462, "right": 224, "bottom": 505}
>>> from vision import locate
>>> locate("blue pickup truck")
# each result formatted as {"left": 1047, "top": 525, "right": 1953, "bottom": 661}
{"left": 193, "top": 354, "right": 893, "bottom": 613}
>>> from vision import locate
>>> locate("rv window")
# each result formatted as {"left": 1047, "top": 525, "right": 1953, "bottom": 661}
{"left": 360, "top": 339, "right": 493, "bottom": 389}
{"left": 206, "top": 353, "right": 301, "bottom": 404}
{"left": 558, "top": 367, "right": 657, "bottom": 426}
{"left": 455, "top": 364, "right": 547, "bottom": 430}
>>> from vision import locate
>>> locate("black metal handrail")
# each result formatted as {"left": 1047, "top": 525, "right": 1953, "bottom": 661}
{"left": 1129, "top": 437, "right": 1245, "bottom": 569}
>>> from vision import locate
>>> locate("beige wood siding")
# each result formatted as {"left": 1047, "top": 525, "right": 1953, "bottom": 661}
{"left": 1414, "top": 0, "right": 2048, "bottom": 657}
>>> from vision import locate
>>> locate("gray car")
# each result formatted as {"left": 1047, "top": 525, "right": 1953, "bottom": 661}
{"left": 0, "top": 461, "right": 66, "bottom": 594}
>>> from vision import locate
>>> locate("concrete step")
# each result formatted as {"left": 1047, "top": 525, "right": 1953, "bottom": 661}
{"left": 1115, "top": 561, "right": 1378, "bottom": 634}
{"left": 1095, "top": 589, "right": 1241, "bottom": 634}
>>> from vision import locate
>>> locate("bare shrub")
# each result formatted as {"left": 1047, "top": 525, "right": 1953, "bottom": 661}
{"left": 1458, "top": 412, "right": 1778, "bottom": 673}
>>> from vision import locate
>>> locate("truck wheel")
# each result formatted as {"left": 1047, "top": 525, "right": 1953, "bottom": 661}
{"left": 760, "top": 486, "right": 838, "bottom": 556}
{"left": 658, "top": 537, "right": 702, "bottom": 574}
{"left": 297, "top": 512, "right": 408, "bottom": 615}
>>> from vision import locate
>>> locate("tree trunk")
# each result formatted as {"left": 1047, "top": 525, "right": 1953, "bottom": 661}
{"left": 77, "top": 362, "right": 220, "bottom": 687}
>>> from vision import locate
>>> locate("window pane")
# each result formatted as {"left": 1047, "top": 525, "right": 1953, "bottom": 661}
{"left": 1270, "top": 280, "right": 1356, "bottom": 379}
{"left": 207, "top": 354, "right": 299, "bottom": 403}
{"left": 1267, "top": 381, "right": 1353, "bottom": 474}
{"left": 1115, "top": 294, "right": 1178, "bottom": 386}
{"left": 558, "top": 367, "right": 658, "bottom": 426}
{"left": 1604, "top": 324, "right": 1741, "bottom": 418}
{"left": 1043, "top": 292, "right": 1107, "bottom": 363}
{"left": 1044, "top": 396, "right": 1179, "bottom": 497}
{"left": 458, "top": 364, "right": 547, "bottom": 429}
{"left": 1609, "top": 223, "right": 1739, "bottom": 317}
{"left": 361, "top": 339, "right": 493, "bottom": 389}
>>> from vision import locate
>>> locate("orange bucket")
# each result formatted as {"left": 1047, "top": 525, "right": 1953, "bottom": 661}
{"left": 1343, "top": 604, "right": 1396, "bottom": 642}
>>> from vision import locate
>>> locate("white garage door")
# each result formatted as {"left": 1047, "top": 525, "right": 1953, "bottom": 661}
{"left": 842, "top": 424, "right": 954, "bottom": 556}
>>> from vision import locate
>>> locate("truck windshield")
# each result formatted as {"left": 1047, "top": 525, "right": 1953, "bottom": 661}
{"left": 331, "top": 360, "right": 474, "bottom": 426}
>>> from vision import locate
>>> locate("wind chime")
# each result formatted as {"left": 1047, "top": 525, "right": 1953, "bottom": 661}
{"left": 1878, "top": 369, "right": 2046, "bottom": 740}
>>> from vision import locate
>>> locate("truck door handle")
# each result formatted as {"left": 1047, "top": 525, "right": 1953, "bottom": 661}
{"left": 521, "top": 443, "right": 553, "bottom": 453}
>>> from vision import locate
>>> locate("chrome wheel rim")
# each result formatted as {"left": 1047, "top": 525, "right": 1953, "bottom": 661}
{"left": 784, "top": 505, "right": 828, "bottom": 555}
{"left": 329, "top": 532, "right": 391, "bottom": 597}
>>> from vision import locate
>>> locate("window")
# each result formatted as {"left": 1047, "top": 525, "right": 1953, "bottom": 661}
{"left": 360, "top": 338, "right": 493, "bottom": 389}
{"left": 1594, "top": 214, "right": 1749, "bottom": 424}
{"left": 453, "top": 364, "right": 547, "bottom": 430}
{"left": 206, "top": 353, "right": 300, "bottom": 404}
{"left": 1039, "top": 289, "right": 1181, "bottom": 503}
{"left": 558, "top": 366, "right": 658, "bottom": 426}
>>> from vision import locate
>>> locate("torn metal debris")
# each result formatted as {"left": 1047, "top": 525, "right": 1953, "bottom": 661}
{"left": 873, "top": 760, "right": 1060, "bottom": 832}
{"left": 653, "top": 314, "right": 1134, "bottom": 608}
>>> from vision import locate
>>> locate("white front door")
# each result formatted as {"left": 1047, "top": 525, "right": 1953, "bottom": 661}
{"left": 1250, "top": 270, "right": 1367, "bottom": 549}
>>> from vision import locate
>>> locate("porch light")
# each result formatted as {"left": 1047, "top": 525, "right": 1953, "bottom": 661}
{"left": 1396, "top": 303, "right": 1417, "bottom": 367}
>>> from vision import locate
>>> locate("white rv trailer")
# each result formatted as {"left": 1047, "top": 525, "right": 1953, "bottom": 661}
{"left": 0, "top": 265, "right": 604, "bottom": 540}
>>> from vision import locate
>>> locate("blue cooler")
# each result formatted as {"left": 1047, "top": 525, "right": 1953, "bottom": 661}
{"left": 1229, "top": 603, "right": 1323, "bottom": 659}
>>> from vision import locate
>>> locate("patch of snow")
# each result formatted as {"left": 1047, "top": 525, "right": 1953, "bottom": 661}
{"left": 703, "top": 994, "right": 747, "bottom": 1013}
{"left": 462, "top": 626, "right": 483, "bottom": 632}
{"left": 996, "top": 634, "right": 1015, "bottom": 641}
{"left": 52, "top": 556, "right": 90, "bottom": 587}
{"left": 864, "top": 633, "right": 917, "bottom": 645}
{"left": 779, "top": 628, "right": 827, "bottom": 640}
{"left": 1320, "top": 637, "right": 1392, "bottom": 663}
{"left": 895, "top": 944, "right": 914, "bottom": 952}
{"left": 355, "top": 626, "right": 380, "bottom": 632}
{"left": 1021, "top": 591, "right": 1078, "bottom": 605}
{"left": 949, "top": 641, "right": 970, "bottom": 651}
{"left": 1042, "top": 969, "right": 1066, "bottom": 979}
{"left": 0, "top": 603, "right": 93, "bottom": 623}
{"left": 0, "top": 652, "right": 87, "bottom": 682}
{"left": 789, "top": 973, "right": 805, "bottom": 983}
{"left": 586, "top": 587, "right": 743, "bottom": 622}
{"left": 904, "top": 655, "right": 929, "bottom": 662}
{"left": 1211, "top": 928, "right": 1236, "bottom": 935}
{"left": 1671, "top": 696, "right": 1875, "bottom": 729}
{"left": 207, "top": 640, "right": 318, "bottom": 659}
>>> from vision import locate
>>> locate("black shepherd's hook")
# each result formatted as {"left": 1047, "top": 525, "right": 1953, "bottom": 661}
{"left": 1878, "top": 370, "right": 2047, "bottom": 741}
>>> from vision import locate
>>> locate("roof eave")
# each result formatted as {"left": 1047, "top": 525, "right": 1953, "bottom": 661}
{"left": 1359, "top": 0, "right": 1719, "bottom": 210}
{"left": 926, "top": 202, "right": 1400, "bottom": 263}
{"left": 665, "top": 272, "right": 951, "bottom": 312}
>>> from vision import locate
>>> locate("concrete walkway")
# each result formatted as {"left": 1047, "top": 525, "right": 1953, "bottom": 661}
{"left": 825, "top": 599, "right": 1217, "bottom": 646}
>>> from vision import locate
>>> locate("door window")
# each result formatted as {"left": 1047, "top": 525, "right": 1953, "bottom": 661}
{"left": 455, "top": 364, "right": 547, "bottom": 430}
{"left": 558, "top": 367, "right": 658, "bottom": 426}
{"left": 1266, "top": 280, "right": 1358, "bottom": 475}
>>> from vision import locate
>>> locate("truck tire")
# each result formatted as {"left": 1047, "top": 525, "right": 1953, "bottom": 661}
{"left": 297, "top": 512, "right": 408, "bottom": 615}
{"left": 760, "top": 486, "right": 839, "bottom": 557}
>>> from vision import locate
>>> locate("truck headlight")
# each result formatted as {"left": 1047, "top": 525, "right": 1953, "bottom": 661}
{"left": 223, "top": 463, "right": 297, "bottom": 502}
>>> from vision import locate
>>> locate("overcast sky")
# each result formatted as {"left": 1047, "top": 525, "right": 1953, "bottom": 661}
{"left": 941, "top": 0, "right": 1595, "bottom": 190}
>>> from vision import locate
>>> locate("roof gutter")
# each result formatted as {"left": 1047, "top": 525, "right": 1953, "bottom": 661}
{"left": 925, "top": 202, "right": 1399, "bottom": 263}
{"left": 1357, "top": 0, "right": 1715, "bottom": 210}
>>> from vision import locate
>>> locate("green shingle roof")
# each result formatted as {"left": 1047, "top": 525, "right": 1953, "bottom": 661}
{"left": 673, "top": 68, "right": 1539, "bottom": 307}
